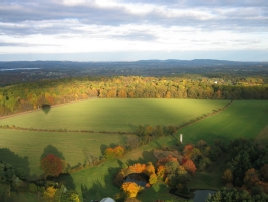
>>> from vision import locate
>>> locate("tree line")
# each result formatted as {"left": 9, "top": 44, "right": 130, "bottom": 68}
{"left": 0, "top": 75, "right": 267, "bottom": 115}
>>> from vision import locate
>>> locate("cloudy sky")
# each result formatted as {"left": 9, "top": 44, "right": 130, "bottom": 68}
{"left": 0, "top": 0, "right": 267, "bottom": 61}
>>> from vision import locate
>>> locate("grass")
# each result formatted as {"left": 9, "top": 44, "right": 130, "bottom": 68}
{"left": 69, "top": 99, "right": 268, "bottom": 201}
{"left": 0, "top": 129, "right": 130, "bottom": 176}
{"left": 177, "top": 100, "right": 268, "bottom": 144}
{"left": 0, "top": 98, "right": 267, "bottom": 201}
{"left": 0, "top": 98, "right": 228, "bottom": 132}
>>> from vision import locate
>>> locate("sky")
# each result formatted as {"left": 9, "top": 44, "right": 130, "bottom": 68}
{"left": 0, "top": 0, "right": 267, "bottom": 61}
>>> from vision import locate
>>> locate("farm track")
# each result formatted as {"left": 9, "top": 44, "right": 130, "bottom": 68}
{"left": 0, "top": 99, "right": 233, "bottom": 135}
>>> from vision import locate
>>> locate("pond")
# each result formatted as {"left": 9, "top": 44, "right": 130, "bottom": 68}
{"left": 124, "top": 173, "right": 149, "bottom": 187}
{"left": 193, "top": 190, "right": 215, "bottom": 202}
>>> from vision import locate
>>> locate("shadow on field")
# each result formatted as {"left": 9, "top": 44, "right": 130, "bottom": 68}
{"left": 126, "top": 150, "right": 157, "bottom": 165}
{"left": 40, "top": 145, "right": 65, "bottom": 160}
{"left": 48, "top": 173, "right": 76, "bottom": 190}
{"left": 81, "top": 167, "right": 120, "bottom": 201}
{"left": 0, "top": 148, "right": 30, "bottom": 179}
{"left": 41, "top": 104, "right": 51, "bottom": 114}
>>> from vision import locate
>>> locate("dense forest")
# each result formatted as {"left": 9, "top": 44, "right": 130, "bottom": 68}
{"left": 0, "top": 75, "right": 267, "bottom": 115}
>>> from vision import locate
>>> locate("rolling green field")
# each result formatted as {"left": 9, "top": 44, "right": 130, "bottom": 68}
{"left": 0, "top": 98, "right": 228, "bottom": 132}
{"left": 0, "top": 98, "right": 267, "bottom": 201}
{"left": 0, "top": 99, "right": 228, "bottom": 177}
{"left": 0, "top": 129, "right": 130, "bottom": 175}
{"left": 177, "top": 100, "right": 268, "bottom": 144}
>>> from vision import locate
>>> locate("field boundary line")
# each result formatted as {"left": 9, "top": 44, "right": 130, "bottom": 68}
{"left": 0, "top": 125, "right": 135, "bottom": 135}
{"left": 174, "top": 99, "right": 233, "bottom": 134}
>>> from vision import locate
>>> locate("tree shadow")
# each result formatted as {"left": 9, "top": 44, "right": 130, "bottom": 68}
{"left": 40, "top": 145, "right": 65, "bottom": 160}
{"left": 126, "top": 150, "right": 157, "bottom": 165}
{"left": 0, "top": 148, "right": 30, "bottom": 179}
{"left": 138, "top": 182, "right": 176, "bottom": 201}
{"left": 47, "top": 173, "right": 76, "bottom": 190}
{"left": 81, "top": 167, "right": 121, "bottom": 201}
{"left": 41, "top": 104, "right": 51, "bottom": 114}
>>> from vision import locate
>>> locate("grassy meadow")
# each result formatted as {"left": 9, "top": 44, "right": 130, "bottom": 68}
{"left": 177, "top": 100, "right": 268, "bottom": 144}
{"left": 0, "top": 98, "right": 228, "bottom": 132}
{"left": 0, "top": 98, "right": 267, "bottom": 201}
{"left": 0, "top": 129, "right": 131, "bottom": 175}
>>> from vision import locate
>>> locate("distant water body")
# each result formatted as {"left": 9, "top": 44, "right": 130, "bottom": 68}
{"left": 0, "top": 68, "right": 41, "bottom": 71}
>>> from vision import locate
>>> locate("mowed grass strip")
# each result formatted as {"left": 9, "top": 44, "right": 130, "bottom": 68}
{"left": 177, "top": 100, "right": 268, "bottom": 144}
{"left": 0, "top": 98, "right": 228, "bottom": 132}
{"left": 0, "top": 129, "right": 130, "bottom": 175}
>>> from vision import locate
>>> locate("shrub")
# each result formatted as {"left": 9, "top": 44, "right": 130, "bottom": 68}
{"left": 144, "top": 162, "right": 155, "bottom": 176}
{"left": 104, "top": 146, "right": 125, "bottom": 159}
{"left": 43, "top": 186, "right": 57, "bottom": 200}
{"left": 149, "top": 173, "right": 158, "bottom": 185}
{"left": 157, "top": 165, "right": 166, "bottom": 180}
{"left": 61, "top": 190, "right": 80, "bottom": 202}
{"left": 222, "top": 169, "right": 233, "bottom": 184}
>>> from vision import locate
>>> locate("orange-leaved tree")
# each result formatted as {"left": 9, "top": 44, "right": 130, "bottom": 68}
{"left": 182, "top": 159, "right": 196, "bottom": 175}
{"left": 127, "top": 163, "right": 146, "bottom": 175}
{"left": 104, "top": 146, "right": 125, "bottom": 159}
{"left": 157, "top": 165, "right": 166, "bottom": 180}
{"left": 121, "top": 182, "right": 143, "bottom": 198}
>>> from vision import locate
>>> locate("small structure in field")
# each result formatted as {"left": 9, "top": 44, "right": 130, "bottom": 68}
{"left": 180, "top": 134, "right": 183, "bottom": 144}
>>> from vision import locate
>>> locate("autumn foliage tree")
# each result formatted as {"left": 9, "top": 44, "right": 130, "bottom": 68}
{"left": 104, "top": 146, "right": 124, "bottom": 159}
{"left": 127, "top": 163, "right": 146, "bottom": 175}
{"left": 244, "top": 168, "right": 260, "bottom": 188}
{"left": 43, "top": 186, "right": 57, "bottom": 200}
{"left": 182, "top": 159, "right": 196, "bottom": 175}
{"left": 121, "top": 182, "right": 143, "bottom": 198}
{"left": 222, "top": 169, "right": 233, "bottom": 185}
{"left": 41, "top": 154, "right": 64, "bottom": 177}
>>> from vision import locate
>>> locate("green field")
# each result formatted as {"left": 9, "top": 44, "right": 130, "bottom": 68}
{"left": 0, "top": 98, "right": 267, "bottom": 201}
{"left": 0, "top": 99, "right": 228, "bottom": 177}
{"left": 0, "top": 98, "right": 228, "bottom": 132}
{"left": 0, "top": 129, "right": 130, "bottom": 175}
{"left": 177, "top": 100, "right": 268, "bottom": 144}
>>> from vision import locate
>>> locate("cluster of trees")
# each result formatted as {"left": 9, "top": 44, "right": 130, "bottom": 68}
{"left": 0, "top": 157, "right": 80, "bottom": 202}
{"left": 155, "top": 141, "right": 213, "bottom": 197}
{"left": 114, "top": 141, "right": 214, "bottom": 200}
{"left": 135, "top": 125, "right": 177, "bottom": 145}
{"left": 115, "top": 162, "right": 158, "bottom": 200}
{"left": 217, "top": 139, "right": 268, "bottom": 201}
{"left": 207, "top": 187, "right": 267, "bottom": 202}
{"left": 0, "top": 76, "right": 267, "bottom": 115}
{"left": 104, "top": 146, "right": 125, "bottom": 159}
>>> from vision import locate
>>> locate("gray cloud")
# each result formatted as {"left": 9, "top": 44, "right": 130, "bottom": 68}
{"left": 112, "top": 32, "right": 157, "bottom": 41}
{"left": 0, "top": 0, "right": 267, "bottom": 58}
{"left": 0, "top": 0, "right": 267, "bottom": 29}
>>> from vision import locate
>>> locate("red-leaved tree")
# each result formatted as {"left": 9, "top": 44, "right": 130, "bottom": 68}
{"left": 41, "top": 154, "right": 64, "bottom": 177}
{"left": 182, "top": 159, "right": 196, "bottom": 175}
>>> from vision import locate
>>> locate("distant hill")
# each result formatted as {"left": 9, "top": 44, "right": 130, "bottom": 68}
{"left": 0, "top": 59, "right": 267, "bottom": 86}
